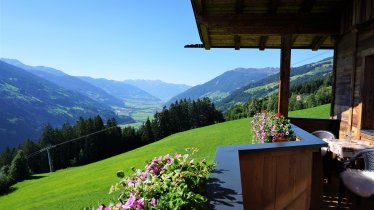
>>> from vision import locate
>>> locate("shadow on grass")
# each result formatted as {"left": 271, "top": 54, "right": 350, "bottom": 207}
{"left": 0, "top": 175, "right": 46, "bottom": 196}
{"left": 25, "top": 175, "right": 46, "bottom": 180}
{"left": 0, "top": 186, "right": 18, "bottom": 196}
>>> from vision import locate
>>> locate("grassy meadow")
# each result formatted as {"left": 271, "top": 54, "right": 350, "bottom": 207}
{"left": 289, "top": 103, "right": 330, "bottom": 119}
{"left": 0, "top": 104, "right": 330, "bottom": 209}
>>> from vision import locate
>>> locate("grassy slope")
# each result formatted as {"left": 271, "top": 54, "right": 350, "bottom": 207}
{"left": 0, "top": 104, "right": 330, "bottom": 209}
{"left": 289, "top": 104, "right": 331, "bottom": 119}
{"left": 0, "top": 118, "right": 253, "bottom": 209}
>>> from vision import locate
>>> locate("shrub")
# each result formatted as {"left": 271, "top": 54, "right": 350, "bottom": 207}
{"left": 98, "top": 148, "right": 216, "bottom": 210}
{"left": 0, "top": 171, "right": 11, "bottom": 194}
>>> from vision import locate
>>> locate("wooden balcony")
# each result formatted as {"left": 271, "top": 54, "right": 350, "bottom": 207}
{"left": 206, "top": 123, "right": 327, "bottom": 210}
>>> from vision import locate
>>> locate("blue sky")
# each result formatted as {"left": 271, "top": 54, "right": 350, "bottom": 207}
{"left": 0, "top": 0, "right": 332, "bottom": 86}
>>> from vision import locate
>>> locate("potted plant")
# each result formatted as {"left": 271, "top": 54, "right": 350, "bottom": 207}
{"left": 251, "top": 111, "right": 296, "bottom": 143}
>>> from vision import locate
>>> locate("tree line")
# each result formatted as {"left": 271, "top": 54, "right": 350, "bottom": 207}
{"left": 0, "top": 97, "right": 224, "bottom": 194}
{"left": 225, "top": 73, "right": 332, "bottom": 120}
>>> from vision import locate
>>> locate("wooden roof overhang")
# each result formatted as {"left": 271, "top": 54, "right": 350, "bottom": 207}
{"left": 186, "top": 0, "right": 345, "bottom": 50}
{"left": 186, "top": 0, "right": 346, "bottom": 117}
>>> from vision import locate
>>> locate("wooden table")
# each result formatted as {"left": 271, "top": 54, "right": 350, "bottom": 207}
{"left": 323, "top": 139, "right": 373, "bottom": 160}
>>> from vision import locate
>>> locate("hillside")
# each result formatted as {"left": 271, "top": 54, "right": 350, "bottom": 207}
{"left": 79, "top": 77, "right": 161, "bottom": 102}
{"left": 123, "top": 80, "right": 191, "bottom": 102}
{"left": 0, "top": 104, "right": 330, "bottom": 209}
{"left": 217, "top": 57, "right": 333, "bottom": 110}
{"left": 167, "top": 67, "right": 278, "bottom": 104}
{"left": 0, "top": 59, "right": 125, "bottom": 107}
{"left": 0, "top": 118, "right": 253, "bottom": 209}
{"left": 0, "top": 61, "right": 133, "bottom": 151}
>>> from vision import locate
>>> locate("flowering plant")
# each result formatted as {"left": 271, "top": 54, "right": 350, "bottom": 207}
{"left": 97, "top": 148, "right": 216, "bottom": 210}
{"left": 251, "top": 111, "right": 296, "bottom": 143}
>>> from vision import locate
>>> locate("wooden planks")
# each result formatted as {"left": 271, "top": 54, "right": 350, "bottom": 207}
{"left": 240, "top": 148, "right": 317, "bottom": 210}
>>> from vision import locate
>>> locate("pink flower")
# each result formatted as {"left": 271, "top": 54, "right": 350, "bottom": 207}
{"left": 97, "top": 205, "right": 104, "bottom": 210}
{"left": 124, "top": 195, "right": 136, "bottom": 209}
{"left": 135, "top": 198, "right": 144, "bottom": 209}
{"left": 286, "top": 131, "right": 289, "bottom": 135}
{"left": 150, "top": 198, "right": 157, "bottom": 205}
{"left": 128, "top": 179, "right": 134, "bottom": 187}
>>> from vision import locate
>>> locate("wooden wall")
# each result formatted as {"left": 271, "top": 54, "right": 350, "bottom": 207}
{"left": 333, "top": 0, "right": 374, "bottom": 144}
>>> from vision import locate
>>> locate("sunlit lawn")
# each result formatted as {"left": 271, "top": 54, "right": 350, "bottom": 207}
{"left": 0, "top": 118, "right": 253, "bottom": 209}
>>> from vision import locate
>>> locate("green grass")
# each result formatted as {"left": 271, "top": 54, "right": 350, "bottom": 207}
{"left": 289, "top": 104, "right": 331, "bottom": 119}
{"left": 0, "top": 118, "right": 253, "bottom": 210}
{"left": 0, "top": 104, "right": 330, "bottom": 209}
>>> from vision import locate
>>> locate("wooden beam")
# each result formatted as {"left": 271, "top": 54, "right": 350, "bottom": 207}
{"left": 234, "top": 35, "right": 241, "bottom": 50}
{"left": 259, "top": 36, "right": 268, "bottom": 50}
{"left": 236, "top": 0, "right": 243, "bottom": 14}
{"left": 291, "top": 34, "right": 298, "bottom": 46}
{"left": 300, "top": 0, "right": 316, "bottom": 13}
{"left": 200, "top": 24, "right": 211, "bottom": 50}
{"left": 278, "top": 34, "right": 292, "bottom": 117}
{"left": 269, "top": 0, "right": 280, "bottom": 14}
{"left": 311, "top": 36, "right": 328, "bottom": 51}
{"left": 194, "top": 0, "right": 205, "bottom": 15}
{"left": 331, "top": 45, "right": 338, "bottom": 118}
{"left": 197, "top": 14, "right": 340, "bottom": 35}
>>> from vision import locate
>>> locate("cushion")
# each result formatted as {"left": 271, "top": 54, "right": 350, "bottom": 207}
{"left": 340, "top": 169, "right": 374, "bottom": 198}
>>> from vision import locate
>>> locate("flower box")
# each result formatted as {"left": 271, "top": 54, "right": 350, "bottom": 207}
{"left": 251, "top": 112, "right": 296, "bottom": 143}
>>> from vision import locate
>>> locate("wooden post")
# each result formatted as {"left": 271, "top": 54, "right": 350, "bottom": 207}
{"left": 278, "top": 34, "right": 292, "bottom": 117}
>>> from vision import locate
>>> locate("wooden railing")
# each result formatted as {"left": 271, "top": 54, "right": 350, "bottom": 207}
{"left": 206, "top": 124, "right": 327, "bottom": 210}
{"left": 289, "top": 117, "right": 340, "bottom": 138}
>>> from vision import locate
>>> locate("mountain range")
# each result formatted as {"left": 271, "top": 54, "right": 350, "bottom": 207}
{"left": 0, "top": 59, "right": 191, "bottom": 151}
{"left": 217, "top": 58, "right": 333, "bottom": 110}
{"left": 167, "top": 58, "right": 333, "bottom": 111}
{"left": 0, "top": 57, "right": 332, "bottom": 151}
{"left": 123, "top": 80, "right": 191, "bottom": 102}
{"left": 167, "top": 67, "right": 279, "bottom": 104}
{"left": 0, "top": 61, "right": 134, "bottom": 151}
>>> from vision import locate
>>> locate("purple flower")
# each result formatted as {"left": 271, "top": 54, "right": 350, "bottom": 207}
{"left": 150, "top": 198, "right": 157, "bottom": 205}
{"left": 97, "top": 205, "right": 104, "bottom": 210}
{"left": 124, "top": 195, "right": 136, "bottom": 209}
{"left": 128, "top": 179, "right": 135, "bottom": 187}
{"left": 135, "top": 198, "right": 145, "bottom": 209}
{"left": 286, "top": 131, "right": 289, "bottom": 135}
{"left": 175, "top": 153, "right": 181, "bottom": 159}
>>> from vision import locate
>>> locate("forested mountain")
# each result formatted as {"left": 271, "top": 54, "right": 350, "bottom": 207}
{"left": 217, "top": 57, "right": 333, "bottom": 110}
{"left": 123, "top": 80, "right": 191, "bottom": 102}
{"left": 0, "top": 61, "right": 133, "bottom": 151}
{"left": 0, "top": 59, "right": 124, "bottom": 107}
{"left": 79, "top": 77, "right": 160, "bottom": 102}
{"left": 167, "top": 67, "right": 278, "bottom": 105}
